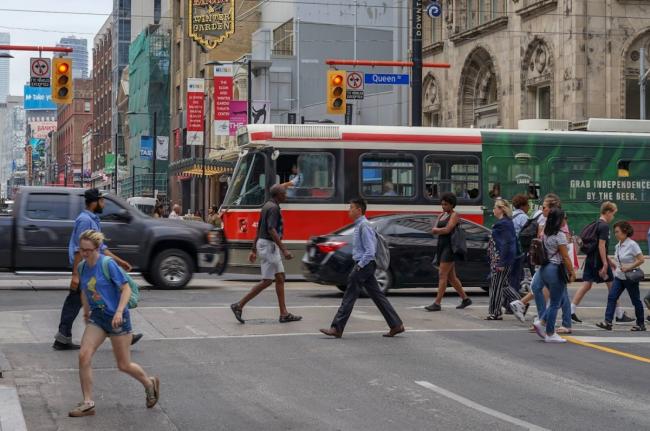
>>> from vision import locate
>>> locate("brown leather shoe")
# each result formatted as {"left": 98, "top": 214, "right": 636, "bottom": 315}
{"left": 383, "top": 324, "right": 405, "bottom": 337}
{"left": 319, "top": 327, "right": 342, "bottom": 338}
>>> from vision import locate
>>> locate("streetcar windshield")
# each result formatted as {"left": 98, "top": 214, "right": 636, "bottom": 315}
{"left": 223, "top": 152, "right": 267, "bottom": 207}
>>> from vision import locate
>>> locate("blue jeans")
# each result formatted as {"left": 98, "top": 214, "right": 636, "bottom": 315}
{"left": 57, "top": 288, "right": 82, "bottom": 338}
{"left": 605, "top": 278, "right": 645, "bottom": 326}
{"left": 532, "top": 269, "right": 571, "bottom": 328}
{"left": 539, "top": 263, "right": 568, "bottom": 335}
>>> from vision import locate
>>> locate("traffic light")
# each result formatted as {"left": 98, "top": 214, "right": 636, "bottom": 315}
{"left": 326, "top": 70, "right": 346, "bottom": 115}
{"left": 52, "top": 58, "right": 73, "bottom": 104}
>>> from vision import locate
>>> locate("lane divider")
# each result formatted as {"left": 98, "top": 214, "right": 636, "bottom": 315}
{"left": 564, "top": 336, "right": 650, "bottom": 364}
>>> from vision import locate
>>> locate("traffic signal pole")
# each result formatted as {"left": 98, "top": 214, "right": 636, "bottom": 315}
{"left": 412, "top": 0, "right": 423, "bottom": 127}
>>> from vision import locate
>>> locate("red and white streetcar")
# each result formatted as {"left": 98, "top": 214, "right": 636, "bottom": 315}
{"left": 220, "top": 124, "right": 483, "bottom": 274}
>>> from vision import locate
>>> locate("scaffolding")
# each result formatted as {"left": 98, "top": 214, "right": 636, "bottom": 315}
{"left": 122, "top": 25, "right": 171, "bottom": 199}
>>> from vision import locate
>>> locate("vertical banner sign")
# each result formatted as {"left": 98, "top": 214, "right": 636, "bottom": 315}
{"left": 186, "top": 78, "right": 205, "bottom": 146}
{"left": 140, "top": 136, "right": 153, "bottom": 160}
{"left": 104, "top": 154, "right": 116, "bottom": 174}
{"left": 229, "top": 100, "right": 248, "bottom": 136}
{"left": 251, "top": 100, "right": 271, "bottom": 124}
{"left": 188, "top": 0, "right": 236, "bottom": 50}
{"left": 345, "top": 103, "right": 353, "bottom": 125}
{"left": 213, "top": 65, "right": 233, "bottom": 136}
{"left": 156, "top": 136, "right": 169, "bottom": 161}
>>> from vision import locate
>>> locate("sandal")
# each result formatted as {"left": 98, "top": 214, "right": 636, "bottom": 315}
{"left": 230, "top": 303, "right": 245, "bottom": 324}
{"left": 557, "top": 327, "right": 572, "bottom": 334}
{"left": 69, "top": 401, "right": 95, "bottom": 417}
{"left": 596, "top": 321, "right": 613, "bottom": 331}
{"left": 279, "top": 313, "right": 302, "bottom": 323}
{"left": 631, "top": 325, "right": 646, "bottom": 332}
{"left": 484, "top": 315, "right": 503, "bottom": 321}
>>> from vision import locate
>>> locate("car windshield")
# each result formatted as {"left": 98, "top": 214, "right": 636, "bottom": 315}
{"left": 334, "top": 218, "right": 381, "bottom": 235}
{"left": 222, "top": 152, "right": 267, "bottom": 207}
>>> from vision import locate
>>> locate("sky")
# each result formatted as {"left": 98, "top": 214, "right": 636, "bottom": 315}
{"left": 0, "top": 1, "right": 113, "bottom": 96}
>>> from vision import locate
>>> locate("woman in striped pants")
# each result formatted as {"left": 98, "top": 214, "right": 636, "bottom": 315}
{"left": 486, "top": 199, "right": 520, "bottom": 320}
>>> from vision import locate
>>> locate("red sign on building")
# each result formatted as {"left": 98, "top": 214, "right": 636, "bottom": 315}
{"left": 186, "top": 78, "right": 205, "bottom": 146}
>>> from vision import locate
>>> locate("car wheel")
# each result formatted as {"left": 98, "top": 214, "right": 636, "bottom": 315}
{"left": 151, "top": 249, "right": 193, "bottom": 290}
{"left": 374, "top": 268, "right": 393, "bottom": 294}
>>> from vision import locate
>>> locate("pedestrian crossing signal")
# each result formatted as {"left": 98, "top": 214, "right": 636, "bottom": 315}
{"left": 52, "top": 58, "right": 73, "bottom": 104}
{"left": 327, "top": 70, "right": 346, "bottom": 115}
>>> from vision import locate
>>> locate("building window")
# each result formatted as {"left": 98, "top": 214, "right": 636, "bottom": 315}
{"left": 273, "top": 19, "right": 294, "bottom": 56}
{"left": 463, "top": 0, "right": 506, "bottom": 31}
{"left": 84, "top": 102, "right": 91, "bottom": 112}
{"left": 536, "top": 86, "right": 550, "bottom": 119}
{"left": 360, "top": 155, "right": 415, "bottom": 198}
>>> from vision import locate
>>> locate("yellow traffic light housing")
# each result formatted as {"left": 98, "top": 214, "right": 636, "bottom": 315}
{"left": 327, "top": 70, "right": 346, "bottom": 115}
{"left": 52, "top": 58, "right": 73, "bottom": 104}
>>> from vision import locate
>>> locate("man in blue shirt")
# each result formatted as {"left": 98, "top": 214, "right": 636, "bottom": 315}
{"left": 320, "top": 198, "right": 404, "bottom": 338}
{"left": 53, "top": 188, "right": 142, "bottom": 350}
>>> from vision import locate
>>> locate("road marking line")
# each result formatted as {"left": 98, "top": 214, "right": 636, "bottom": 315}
{"left": 568, "top": 336, "right": 650, "bottom": 344}
{"left": 0, "top": 385, "right": 28, "bottom": 431}
{"left": 564, "top": 336, "right": 650, "bottom": 364}
{"left": 414, "top": 380, "right": 550, "bottom": 431}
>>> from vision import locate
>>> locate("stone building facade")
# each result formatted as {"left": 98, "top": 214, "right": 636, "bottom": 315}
{"left": 422, "top": 0, "right": 650, "bottom": 129}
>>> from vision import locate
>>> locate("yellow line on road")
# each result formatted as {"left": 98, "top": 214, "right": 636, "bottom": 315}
{"left": 564, "top": 336, "right": 650, "bottom": 364}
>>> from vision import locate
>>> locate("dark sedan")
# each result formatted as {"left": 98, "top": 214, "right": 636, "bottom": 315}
{"left": 302, "top": 214, "right": 491, "bottom": 293}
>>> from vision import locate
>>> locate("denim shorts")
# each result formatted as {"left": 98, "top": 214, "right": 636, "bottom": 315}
{"left": 89, "top": 309, "right": 132, "bottom": 337}
{"left": 582, "top": 261, "right": 614, "bottom": 283}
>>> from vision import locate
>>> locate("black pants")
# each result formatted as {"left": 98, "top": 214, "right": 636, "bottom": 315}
{"left": 57, "top": 288, "right": 82, "bottom": 338}
{"left": 331, "top": 261, "right": 402, "bottom": 332}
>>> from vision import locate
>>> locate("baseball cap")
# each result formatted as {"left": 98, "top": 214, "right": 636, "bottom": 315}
{"left": 84, "top": 188, "right": 104, "bottom": 203}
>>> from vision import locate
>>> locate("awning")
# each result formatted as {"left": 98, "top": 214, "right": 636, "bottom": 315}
{"left": 168, "top": 157, "right": 234, "bottom": 177}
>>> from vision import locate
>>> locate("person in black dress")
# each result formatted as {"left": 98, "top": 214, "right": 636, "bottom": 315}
{"left": 425, "top": 193, "right": 472, "bottom": 311}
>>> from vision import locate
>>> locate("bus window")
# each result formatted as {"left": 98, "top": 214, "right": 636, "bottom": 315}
{"left": 223, "top": 152, "right": 267, "bottom": 207}
{"left": 361, "top": 155, "right": 415, "bottom": 197}
{"left": 450, "top": 161, "right": 480, "bottom": 199}
{"left": 277, "top": 152, "right": 335, "bottom": 199}
{"left": 425, "top": 155, "right": 481, "bottom": 201}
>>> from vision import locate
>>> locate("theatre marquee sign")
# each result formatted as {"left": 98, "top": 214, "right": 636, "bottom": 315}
{"left": 188, "top": 0, "right": 235, "bottom": 50}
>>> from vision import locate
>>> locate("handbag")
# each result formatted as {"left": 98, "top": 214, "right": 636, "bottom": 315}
{"left": 616, "top": 247, "right": 645, "bottom": 282}
{"left": 625, "top": 268, "right": 645, "bottom": 282}
{"left": 451, "top": 225, "right": 467, "bottom": 255}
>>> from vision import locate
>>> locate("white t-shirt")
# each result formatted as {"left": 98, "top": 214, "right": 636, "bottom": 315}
{"left": 614, "top": 238, "right": 643, "bottom": 280}
{"left": 168, "top": 211, "right": 180, "bottom": 219}
{"left": 543, "top": 232, "right": 568, "bottom": 265}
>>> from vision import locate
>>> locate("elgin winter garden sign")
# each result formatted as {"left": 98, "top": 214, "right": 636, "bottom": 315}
{"left": 188, "top": 0, "right": 236, "bottom": 50}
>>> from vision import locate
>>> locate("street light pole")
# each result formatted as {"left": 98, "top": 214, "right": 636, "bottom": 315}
{"left": 114, "top": 132, "right": 119, "bottom": 193}
{"left": 247, "top": 56, "right": 252, "bottom": 124}
{"left": 411, "top": 0, "right": 423, "bottom": 127}
{"left": 152, "top": 111, "right": 157, "bottom": 197}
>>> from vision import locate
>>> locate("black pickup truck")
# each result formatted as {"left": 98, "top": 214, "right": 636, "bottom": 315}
{"left": 0, "top": 187, "right": 227, "bottom": 289}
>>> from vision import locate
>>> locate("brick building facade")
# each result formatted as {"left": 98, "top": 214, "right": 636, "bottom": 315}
{"left": 92, "top": 17, "right": 113, "bottom": 187}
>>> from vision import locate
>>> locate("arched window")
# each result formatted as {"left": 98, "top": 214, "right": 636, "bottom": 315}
{"left": 521, "top": 37, "right": 553, "bottom": 119}
{"left": 623, "top": 31, "right": 650, "bottom": 119}
{"left": 458, "top": 47, "right": 499, "bottom": 128}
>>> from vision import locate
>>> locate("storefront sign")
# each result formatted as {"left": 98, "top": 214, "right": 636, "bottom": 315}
{"left": 188, "top": 0, "right": 236, "bottom": 50}
{"left": 229, "top": 100, "right": 248, "bottom": 136}
{"left": 186, "top": 78, "right": 205, "bottom": 146}
{"left": 214, "top": 65, "right": 233, "bottom": 136}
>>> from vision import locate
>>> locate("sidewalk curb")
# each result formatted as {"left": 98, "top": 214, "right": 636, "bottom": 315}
{"left": 0, "top": 385, "right": 27, "bottom": 431}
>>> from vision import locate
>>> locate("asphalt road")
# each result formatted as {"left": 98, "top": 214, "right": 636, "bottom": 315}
{"left": 1, "top": 275, "right": 649, "bottom": 431}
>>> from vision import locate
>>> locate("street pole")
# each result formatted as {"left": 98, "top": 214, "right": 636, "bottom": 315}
{"left": 247, "top": 56, "right": 252, "bottom": 124}
{"left": 641, "top": 47, "right": 646, "bottom": 120}
{"left": 152, "top": 111, "right": 157, "bottom": 198}
{"left": 114, "top": 132, "right": 119, "bottom": 193}
{"left": 411, "top": 0, "right": 423, "bottom": 127}
{"left": 132, "top": 165, "right": 135, "bottom": 198}
{"left": 202, "top": 90, "right": 207, "bottom": 220}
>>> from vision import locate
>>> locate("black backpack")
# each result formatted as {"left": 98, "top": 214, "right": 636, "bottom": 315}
{"left": 518, "top": 213, "right": 541, "bottom": 254}
{"left": 579, "top": 221, "right": 601, "bottom": 255}
{"left": 529, "top": 237, "right": 548, "bottom": 266}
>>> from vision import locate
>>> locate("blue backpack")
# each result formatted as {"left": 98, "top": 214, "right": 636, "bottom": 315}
{"left": 78, "top": 256, "right": 140, "bottom": 309}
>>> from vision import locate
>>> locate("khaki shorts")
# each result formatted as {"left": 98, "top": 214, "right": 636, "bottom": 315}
{"left": 257, "top": 238, "right": 284, "bottom": 279}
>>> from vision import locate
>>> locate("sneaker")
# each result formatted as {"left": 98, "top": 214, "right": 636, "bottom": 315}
{"left": 544, "top": 333, "right": 567, "bottom": 343}
{"left": 424, "top": 303, "right": 442, "bottom": 312}
{"left": 509, "top": 300, "right": 526, "bottom": 323}
{"left": 571, "top": 313, "right": 582, "bottom": 323}
{"left": 456, "top": 298, "right": 472, "bottom": 309}
{"left": 53, "top": 340, "right": 80, "bottom": 351}
{"left": 616, "top": 313, "right": 635, "bottom": 324}
{"left": 146, "top": 376, "right": 160, "bottom": 408}
{"left": 69, "top": 401, "right": 95, "bottom": 417}
{"left": 532, "top": 319, "right": 545, "bottom": 340}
